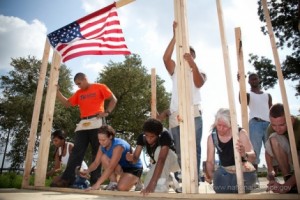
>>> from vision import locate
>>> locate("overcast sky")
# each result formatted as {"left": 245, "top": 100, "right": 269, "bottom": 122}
{"left": 0, "top": 0, "right": 299, "bottom": 167}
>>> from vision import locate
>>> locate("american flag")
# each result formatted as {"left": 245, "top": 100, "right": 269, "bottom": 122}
{"left": 47, "top": 2, "right": 131, "bottom": 62}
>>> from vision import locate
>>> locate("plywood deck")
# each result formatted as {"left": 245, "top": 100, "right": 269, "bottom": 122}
{"left": 4, "top": 177, "right": 296, "bottom": 200}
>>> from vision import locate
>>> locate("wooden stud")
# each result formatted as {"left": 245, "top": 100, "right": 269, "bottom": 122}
{"left": 262, "top": 0, "right": 300, "bottom": 193}
{"left": 174, "top": 0, "right": 198, "bottom": 193}
{"left": 235, "top": 27, "right": 249, "bottom": 134}
{"left": 34, "top": 51, "right": 61, "bottom": 186}
{"left": 216, "top": 0, "right": 245, "bottom": 193}
{"left": 22, "top": 39, "right": 50, "bottom": 188}
{"left": 151, "top": 68, "right": 157, "bottom": 119}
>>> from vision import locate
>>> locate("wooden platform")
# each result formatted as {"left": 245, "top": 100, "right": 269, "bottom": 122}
{"left": 2, "top": 177, "right": 296, "bottom": 200}
{"left": 1, "top": 186, "right": 298, "bottom": 200}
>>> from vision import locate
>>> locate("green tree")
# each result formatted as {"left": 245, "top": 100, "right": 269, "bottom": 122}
{"left": 0, "top": 56, "right": 78, "bottom": 170}
{"left": 97, "top": 54, "right": 170, "bottom": 144}
{"left": 248, "top": 0, "right": 300, "bottom": 96}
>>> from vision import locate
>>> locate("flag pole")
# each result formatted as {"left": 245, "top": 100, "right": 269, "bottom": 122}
{"left": 262, "top": 0, "right": 300, "bottom": 192}
{"left": 22, "top": 39, "right": 50, "bottom": 188}
{"left": 235, "top": 27, "right": 249, "bottom": 135}
{"left": 151, "top": 68, "right": 157, "bottom": 119}
{"left": 116, "top": 0, "right": 135, "bottom": 8}
{"left": 216, "top": 0, "right": 245, "bottom": 193}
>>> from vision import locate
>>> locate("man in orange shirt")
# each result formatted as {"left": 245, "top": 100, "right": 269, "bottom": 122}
{"left": 52, "top": 72, "right": 117, "bottom": 187}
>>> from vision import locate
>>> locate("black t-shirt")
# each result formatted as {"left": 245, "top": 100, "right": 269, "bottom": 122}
{"left": 214, "top": 127, "right": 243, "bottom": 167}
{"left": 217, "top": 136, "right": 235, "bottom": 167}
{"left": 136, "top": 128, "right": 175, "bottom": 163}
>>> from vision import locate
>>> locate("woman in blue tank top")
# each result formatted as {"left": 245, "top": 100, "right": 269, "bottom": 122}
{"left": 81, "top": 125, "right": 143, "bottom": 191}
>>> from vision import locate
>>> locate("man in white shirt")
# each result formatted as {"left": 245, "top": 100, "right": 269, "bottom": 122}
{"left": 163, "top": 21, "right": 207, "bottom": 183}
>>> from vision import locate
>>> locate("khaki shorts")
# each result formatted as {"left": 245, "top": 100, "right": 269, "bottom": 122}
{"left": 144, "top": 146, "right": 180, "bottom": 192}
{"left": 265, "top": 133, "right": 292, "bottom": 166}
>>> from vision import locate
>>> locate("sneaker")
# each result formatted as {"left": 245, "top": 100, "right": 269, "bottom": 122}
{"left": 104, "top": 182, "right": 118, "bottom": 191}
{"left": 175, "top": 187, "right": 182, "bottom": 193}
{"left": 254, "top": 178, "right": 260, "bottom": 189}
{"left": 169, "top": 172, "right": 180, "bottom": 192}
{"left": 135, "top": 181, "right": 144, "bottom": 191}
{"left": 72, "top": 177, "right": 90, "bottom": 189}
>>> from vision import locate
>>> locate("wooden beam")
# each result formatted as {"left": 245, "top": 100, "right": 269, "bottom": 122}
{"left": 298, "top": 0, "right": 300, "bottom": 31}
{"left": 22, "top": 39, "right": 50, "bottom": 188}
{"left": 235, "top": 27, "right": 249, "bottom": 134}
{"left": 151, "top": 68, "right": 157, "bottom": 118}
{"left": 34, "top": 51, "right": 61, "bottom": 186}
{"left": 116, "top": 0, "right": 135, "bottom": 8}
{"left": 22, "top": 185, "right": 300, "bottom": 200}
{"left": 216, "top": 0, "right": 245, "bottom": 193}
{"left": 262, "top": 0, "right": 300, "bottom": 193}
{"left": 174, "top": 0, "right": 198, "bottom": 193}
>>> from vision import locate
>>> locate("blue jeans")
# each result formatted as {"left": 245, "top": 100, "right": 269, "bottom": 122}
{"left": 213, "top": 166, "right": 256, "bottom": 193}
{"left": 170, "top": 115, "right": 203, "bottom": 180}
{"left": 61, "top": 128, "right": 102, "bottom": 185}
{"left": 249, "top": 118, "right": 270, "bottom": 164}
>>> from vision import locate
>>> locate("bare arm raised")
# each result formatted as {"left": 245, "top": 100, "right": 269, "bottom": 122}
{"left": 163, "top": 21, "right": 177, "bottom": 76}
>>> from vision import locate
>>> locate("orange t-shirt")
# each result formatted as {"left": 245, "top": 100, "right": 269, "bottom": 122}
{"left": 68, "top": 83, "right": 112, "bottom": 118}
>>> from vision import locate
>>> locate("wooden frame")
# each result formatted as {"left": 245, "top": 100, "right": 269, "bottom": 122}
{"left": 21, "top": 0, "right": 300, "bottom": 198}
{"left": 34, "top": 51, "right": 61, "bottom": 186}
{"left": 22, "top": 185, "right": 300, "bottom": 199}
{"left": 22, "top": 39, "right": 50, "bottom": 187}
{"left": 151, "top": 68, "right": 157, "bottom": 118}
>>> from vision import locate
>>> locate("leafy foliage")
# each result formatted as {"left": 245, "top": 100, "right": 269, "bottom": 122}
{"left": 0, "top": 56, "right": 78, "bottom": 170}
{"left": 248, "top": 0, "right": 300, "bottom": 96}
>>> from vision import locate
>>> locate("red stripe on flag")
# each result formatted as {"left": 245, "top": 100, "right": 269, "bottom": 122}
{"left": 79, "top": 12, "right": 119, "bottom": 32}
{"left": 63, "top": 50, "right": 130, "bottom": 62}
{"left": 82, "top": 21, "right": 121, "bottom": 38}
{"left": 61, "top": 42, "right": 129, "bottom": 58}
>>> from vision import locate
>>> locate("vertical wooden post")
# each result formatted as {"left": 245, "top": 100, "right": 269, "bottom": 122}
{"left": 22, "top": 39, "right": 50, "bottom": 188}
{"left": 174, "top": 0, "right": 198, "bottom": 193}
{"left": 34, "top": 51, "right": 61, "bottom": 186}
{"left": 262, "top": 0, "right": 300, "bottom": 192}
{"left": 235, "top": 27, "right": 249, "bottom": 134}
{"left": 298, "top": 0, "right": 300, "bottom": 32}
{"left": 216, "top": 0, "right": 245, "bottom": 193}
{"left": 151, "top": 68, "right": 157, "bottom": 119}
